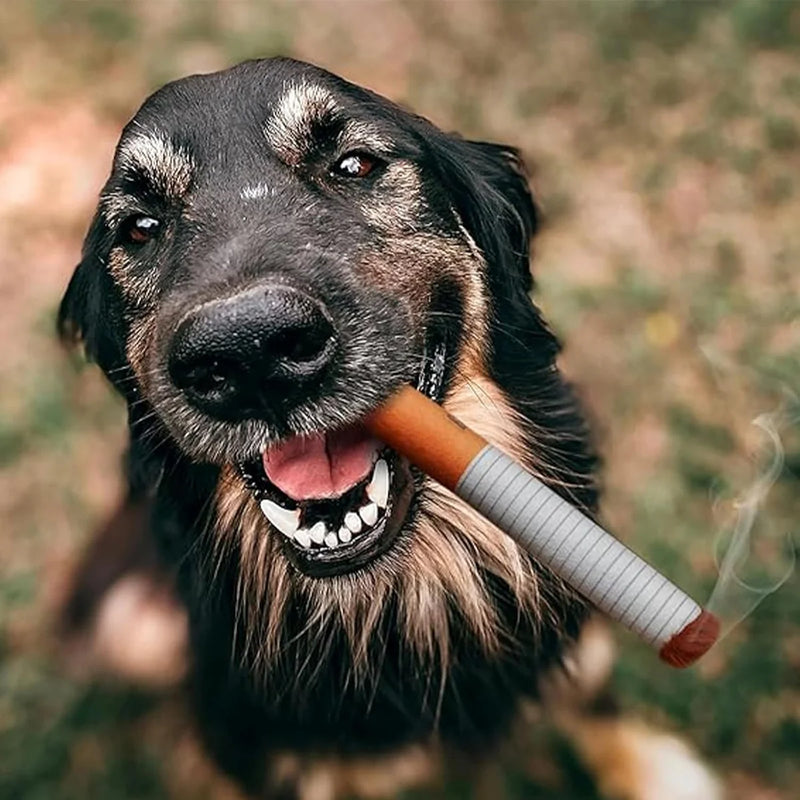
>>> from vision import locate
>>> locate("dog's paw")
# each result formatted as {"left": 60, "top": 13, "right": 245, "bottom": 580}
{"left": 90, "top": 573, "right": 189, "bottom": 688}
{"left": 567, "top": 717, "right": 722, "bottom": 800}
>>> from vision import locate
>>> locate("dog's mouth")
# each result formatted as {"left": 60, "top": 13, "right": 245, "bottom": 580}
{"left": 238, "top": 342, "right": 447, "bottom": 577}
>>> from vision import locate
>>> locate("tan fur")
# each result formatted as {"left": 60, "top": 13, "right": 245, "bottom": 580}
{"left": 264, "top": 81, "right": 392, "bottom": 169}
{"left": 214, "top": 371, "right": 584, "bottom": 686}
{"left": 454, "top": 216, "right": 493, "bottom": 370}
{"left": 107, "top": 249, "right": 163, "bottom": 310}
{"left": 355, "top": 228, "right": 489, "bottom": 364}
{"left": 560, "top": 715, "right": 721, "bottom": 800}
{"left": 115, "top": 132, "right": 195, "bottom": 200}
{"left": 295, "top": 746, "right": 438, "bottom": 800}
{"left": 359, "top": 161, "right": 423, "bottom": 231}
{"left": 100, "top": 134, "right": 195, "bottom": 309}
{"left": 265, "top": 81, "right": 340, "bottom": 166}
{"left": 338, "top": 119, "right": 393, "bottom": 155}
{"left": 126, "top": 314, "right": 157, "bottom": 385}
{"left": 100, "top": 133, "right": 193, "bottom": 229}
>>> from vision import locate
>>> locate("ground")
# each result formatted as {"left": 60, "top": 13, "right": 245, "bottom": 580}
{"left": 1, "top": 2, "right": 799, "bottom": 798}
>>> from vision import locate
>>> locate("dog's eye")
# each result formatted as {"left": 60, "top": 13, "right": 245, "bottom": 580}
{"left": 122, "top": 215, "right": 161, "bottom": 245}
{"left": 332, "top": 153, "right": 376, "bottom": 179}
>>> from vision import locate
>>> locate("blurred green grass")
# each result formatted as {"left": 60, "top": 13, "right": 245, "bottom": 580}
{"left": 1, "top": 1, "right": 799, "bottom": 798}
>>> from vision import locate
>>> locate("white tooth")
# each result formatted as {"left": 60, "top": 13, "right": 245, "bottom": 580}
{"left": 324, "top": 531, "right": 339, "bottom": 548}
{"left": 260, "top": 499, "right": 300, "bottom": 537}
{"left": 366, "top": 459, "right": 389, "bottom": 508}
{"left": 344, "top": 512, "right": 362, "bottom": 533}
{"left": 294, "top": 529, "right": 311, "bottom": 548}
{"left": 308, "top": 522, "right": 326, "bottom": 545}
{"left": 338, "top": 526, "right": 352, "bottom": 543}
{"left": 359, "top": 502, "right": 379, "bottom": 526}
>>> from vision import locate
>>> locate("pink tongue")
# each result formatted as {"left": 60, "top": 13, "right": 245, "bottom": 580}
{"left": 262, "top": 426, "right": 380, "bottom": 501}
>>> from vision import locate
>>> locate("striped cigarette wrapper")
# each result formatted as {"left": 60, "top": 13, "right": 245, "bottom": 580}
{"left": 366, "top": 386, "right": 719, "bottom": 667}
{"left": 457, "top": 445, "right": 700, "bottom": 650}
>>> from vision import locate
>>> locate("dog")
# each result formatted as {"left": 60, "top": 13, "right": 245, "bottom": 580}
{"left": 59, "top": 57, "right": 720, "bottom": 799}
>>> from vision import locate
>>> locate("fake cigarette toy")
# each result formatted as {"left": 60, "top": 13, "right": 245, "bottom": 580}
{"left": 365, "top": 386, "right": 720, "bottom": 668}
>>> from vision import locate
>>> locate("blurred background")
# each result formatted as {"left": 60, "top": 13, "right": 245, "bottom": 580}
{"left": 1, "top": 1, "right": 799, "bottom": 798}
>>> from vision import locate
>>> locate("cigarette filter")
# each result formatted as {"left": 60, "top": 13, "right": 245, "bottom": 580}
{"left": 366, "top": 386, "right": 720, "bottom": 668}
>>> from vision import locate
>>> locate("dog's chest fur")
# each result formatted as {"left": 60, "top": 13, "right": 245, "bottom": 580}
{"left": 150, "top": 373, "right": 594, "bottom": 793}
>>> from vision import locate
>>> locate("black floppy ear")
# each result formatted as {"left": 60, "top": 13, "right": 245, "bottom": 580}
{"left": 425, "top": 133, "right": 559, "bottom": 368}
{"left": 438, "top": 139, "right": 538, "bottom": 292}
{"left": 58, "top": 213, "right": 127, "bottom": 376}
{"left": 58, "top": 261, "right": 99, "bottom": 351}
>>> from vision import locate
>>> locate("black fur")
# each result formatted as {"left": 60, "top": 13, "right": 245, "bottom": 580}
{"left": 59, "top": 58, "right": 598, "bottom": 796}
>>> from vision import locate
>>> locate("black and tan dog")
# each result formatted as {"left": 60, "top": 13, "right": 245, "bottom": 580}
{"left": 59, "top": 58, "right": 719, "bottom": 799}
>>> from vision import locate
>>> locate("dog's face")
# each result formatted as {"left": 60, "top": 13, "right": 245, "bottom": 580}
{"left": 61, "top": 58, "right": 589, "bottom": 681}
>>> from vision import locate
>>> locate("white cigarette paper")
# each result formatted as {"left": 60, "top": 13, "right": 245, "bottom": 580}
{"left": 457, "top": 446, "right": 701, "bottom": 649}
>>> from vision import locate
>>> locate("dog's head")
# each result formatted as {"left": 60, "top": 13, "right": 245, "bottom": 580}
{"left": 60, "top": 58, "right": 593, "bottom": 684}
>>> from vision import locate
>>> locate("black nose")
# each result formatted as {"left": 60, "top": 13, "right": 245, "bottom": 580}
{"left": 168, "top": 285, "right": 337, "bottom": 421}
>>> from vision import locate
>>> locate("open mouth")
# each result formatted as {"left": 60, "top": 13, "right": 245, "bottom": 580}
{"left": 238, "top": 341, "right": 448, "bottom": 577}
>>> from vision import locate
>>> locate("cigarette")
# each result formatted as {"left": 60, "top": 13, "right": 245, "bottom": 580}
{"left": 365, "top": 385, "right": 720, "bottom": 668}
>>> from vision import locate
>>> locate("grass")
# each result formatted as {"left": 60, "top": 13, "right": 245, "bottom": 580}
{"left": 1, "top": 1, "right": 799, "bottom": 798}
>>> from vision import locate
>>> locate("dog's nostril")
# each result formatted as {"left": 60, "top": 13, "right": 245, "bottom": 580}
{"left": 270, "top": 318, "right": 333, "bottom": 367}
{"left": 167, "top": 285, "right": 338, "bottom": 421}
{"left": 181, "top": 360, "right": 234, "bottom": 395}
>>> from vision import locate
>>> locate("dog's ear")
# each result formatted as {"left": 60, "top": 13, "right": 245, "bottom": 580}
{"left": 435, "top": 138, "right": 538, "bottom": 291}
{"left": 426, "top": 133, "right": 559, "bottom": 367}
{"left": 58, "top": 213, "right": 127, "bottom": 375}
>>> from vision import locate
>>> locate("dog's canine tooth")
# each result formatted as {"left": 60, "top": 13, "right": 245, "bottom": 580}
{"left": 324, "top": 531, "right": 339, "bottom": 548}
{"left": 260, "top": 499, "right": 300, "bottom": 537}
{"left": 344, "top": 511, "right": 363, "bottom": 534}
{"left": 359, "top": 502, "right": 379, "bottom": 526}
{"left": 294, "top": 528, "right": 312, "bottom": 548}
{"left": 366, "top": 459, "right": 389, "bottom": 508}
{"left": 338, "top": 526, "right": 352, "bottom": 543}
{"left": 308, "top": 521, "right": 326, "bottom": 544}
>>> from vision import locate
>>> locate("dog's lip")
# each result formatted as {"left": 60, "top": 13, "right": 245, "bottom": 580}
{"left": 239, "top": 443, "right": 413, "bottom": 577}
{"left": 273, "top": 453, "right": 414, "bottom": 578}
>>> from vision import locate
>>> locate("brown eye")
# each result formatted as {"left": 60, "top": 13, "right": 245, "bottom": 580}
{"left": 333, "top": 153, "right": 376, "bottom": 178}
{"left": 123, "top": 215, "right": 160, "bottom": 245}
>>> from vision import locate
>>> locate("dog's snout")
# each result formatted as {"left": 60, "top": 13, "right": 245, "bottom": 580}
{"left": 168, "top": 286, "right": 337, "bottom": 421}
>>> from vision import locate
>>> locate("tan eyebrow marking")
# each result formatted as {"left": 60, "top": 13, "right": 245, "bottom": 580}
{"left": 338, "top": 119, "right": 393, "bottom": 155}
{"left": 99, "top": 133, "right": 195, "bottom": 225}
{"left": 116, "top": 133, "right": 195, "bottom": 197}
{"left": 264, "top": 80, "right": 392, "bottom": 166}
{"left": 264, "top": 80, "right": 338, "bottom": 166}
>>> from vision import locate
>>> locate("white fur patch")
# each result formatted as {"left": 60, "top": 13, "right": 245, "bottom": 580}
{"left": 240, "top": 183, "right": 275, "bottom": 200}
